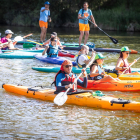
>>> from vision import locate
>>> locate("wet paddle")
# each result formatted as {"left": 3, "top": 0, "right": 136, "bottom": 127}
{"left": 53, "top": 50, "right": 95, "bottom": 106}
{"left": 121, "top": 57, "right": 140, "bottom": 74}
{"left": 87, "top": 19, "right": 118, "bottom": 44}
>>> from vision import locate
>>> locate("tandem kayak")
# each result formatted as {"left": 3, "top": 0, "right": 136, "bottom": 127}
{"left": 2, "top": 84, "right": 140, "bottom": 113}
{"left": 63, "top": 46, "right": 138, "bottom": 54}
{"left": 34, "top": 54, "right": 77, "bottom": 66}
{"left": 2, "top": 49, "right": 75, "bottom": 58}
{"left": 78, "top": 78, "right": 140, "bottom": 92}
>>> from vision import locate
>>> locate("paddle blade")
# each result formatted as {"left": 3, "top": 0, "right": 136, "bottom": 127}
{"left": 23, "top": 43, "right": 35, "bottom": 48}
{"left": 54, "top": 92, "right": 68, "bottom": 106}
{"left": 110, "top": 37, "right": 118, "bottom": 44}
{"left": 14, "top": 36, "right": 23, "bottom": 42}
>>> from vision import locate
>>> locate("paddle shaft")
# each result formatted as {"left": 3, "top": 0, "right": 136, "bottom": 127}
{"left": 86, "top": 18, "right": 118, "bottom": 44}
{"left": 63, "top": 51, "right": 95, "bottom": 94}
{"left": 121, "top": 57, "right": 140, "bottom": 74}
{"left": 23, "top": 33, "right": 32, "bottom": 38}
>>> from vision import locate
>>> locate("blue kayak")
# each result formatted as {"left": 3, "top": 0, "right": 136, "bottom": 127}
{"left": 34, "top": 54, "right": 77, "bottom": 66}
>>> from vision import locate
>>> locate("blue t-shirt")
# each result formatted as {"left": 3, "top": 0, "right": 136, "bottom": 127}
{"left": 78, "top": 8, "right": 92, "bottom": 24}
{"left": 39, "top": 7, "right": 50, "bottom": 22}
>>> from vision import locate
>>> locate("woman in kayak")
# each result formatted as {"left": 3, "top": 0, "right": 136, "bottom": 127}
{"left": 1, "top": 29, "right": 20, "bottom": 50}
{"left": 53, "top": 60, "right": 87, "bottom": 94}
{"left": 115, "top": 46, "right": 137, "bottom": 74}
{"left": 42, "top": 37, "right": 59, "bottom": 57}
{"left": 88, "top": 53, "right": 119, "bottom": 82}
{"left": 76, "top": 45, "right": 95, "bottom": 68}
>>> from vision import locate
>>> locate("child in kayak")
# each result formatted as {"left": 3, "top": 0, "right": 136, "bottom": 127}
{"left": 88, "top": 53, "right": 119, "bottom": 82}
{"left": 76, "top": 45, "right": 95, "bottom": 68}
{"left": 42, "top": 37, "right": 59, "bottom": 57}
{"left": 115, "top": 46, "right": 137, "bottom": 74}
{"left": 53, "top": 60, "right": 87, "bottom": 94}
{"left": 43, "top": 32, "right": 63, "bottom": 49}
{"left": 0, "top": 29, "right": 20, "bottom": 50}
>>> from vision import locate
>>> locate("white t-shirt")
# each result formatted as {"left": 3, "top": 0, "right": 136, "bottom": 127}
{"left": 78, "top": 54, "right": 88, "bottom": 65}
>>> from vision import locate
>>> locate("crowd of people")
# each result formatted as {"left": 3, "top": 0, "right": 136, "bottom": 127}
{"left": 0, "top": 1, "right": 136, "bottom": 95}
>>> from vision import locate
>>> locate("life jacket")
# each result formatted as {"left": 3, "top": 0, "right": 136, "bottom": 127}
{"left": 47, "top": 44, "right": 58, "bottom": 57}
{"left": 52, "top": 70, "right": 77, "bottom": 93}
{"left": 119, "top": 59, "right": 131, "bottom": 74}
{"left": 76, "top": 54, "right": 88, "bottom": 68}
{"left": 88, "top": 63, "right": 104, "bottom": 80}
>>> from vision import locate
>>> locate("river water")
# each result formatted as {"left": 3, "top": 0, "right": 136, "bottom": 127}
{"left": 0, "top": 25, "right": 140, "bottom": 139}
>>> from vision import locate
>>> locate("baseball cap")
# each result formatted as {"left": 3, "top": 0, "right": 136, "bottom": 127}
{"left": 95, "top": 53, "right": 105, "bottom": 60}
{"left": 121, "top": 46, "right": 131, "bottom": 52}
{"left": 5, "top": 29, "right": 14, "bottom": 34}
{"left": 44, "top": 1, "right": 50, "bottom": 5}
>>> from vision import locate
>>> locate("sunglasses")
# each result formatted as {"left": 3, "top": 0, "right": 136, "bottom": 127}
{"left": 65, "top": 65, "right": 72, "bottom": 68}
{"left": 126, "top": 52, "right": 129, "bottom": 55}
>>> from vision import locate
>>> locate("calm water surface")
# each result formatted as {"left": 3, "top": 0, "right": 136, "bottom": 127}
{"left": 0, "top": 26, "right": 140, "bottom": 139}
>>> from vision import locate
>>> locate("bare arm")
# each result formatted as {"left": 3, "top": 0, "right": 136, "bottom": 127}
{"left": 84, "top": 51, "right": 96, "bottom": 65}
{"left": 90, "top": 15, "right": 97, "bottom": 27}
{"left": 78, "top": 14, "right": 85, "bottom": 19}
{"left": 42, "top": 45, "right": 49, "bottom": 55}
{"left": 115, "top": 58, "right": 128, "bottom": 70}
{"left": 90, "top": 65, "right": 99, "bottom": 77}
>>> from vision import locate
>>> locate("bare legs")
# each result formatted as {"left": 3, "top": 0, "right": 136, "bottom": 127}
{"left": 40, "top": 27, "right": 47, "bottom": 42}
{"left": 79, "top": 31, "right": 89, "bottom": 46}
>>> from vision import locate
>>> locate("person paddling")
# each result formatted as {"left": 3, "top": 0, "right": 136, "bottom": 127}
{"left": 76, "top": 45, "right": 95, "bottom": 68}
{"left": 115, "top": 46, "right": 137, "bottom": 74}
{"left": 53, "top": 60, "right": 87, "bottom": 94}
{"left": 42, "top": 37, "right": 58, "bottom": 57}
{"left": 78, "top": 2, "right": 97, "bottom": 46}
{"left": 88, "top": 53, "right": 119, "bottom": 81}
{"left": 43, "top": 32, "right": 63, "bottom": 49}
{"left": 1, "top": 29, "right": 20, "bottom": 50}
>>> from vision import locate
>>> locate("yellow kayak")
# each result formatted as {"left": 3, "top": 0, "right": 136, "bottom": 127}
{"left": 108, "top": 72, "right": 140, "bottom": 80}
{"left": 2, "top": 84, "right": 140, "bottom": 113}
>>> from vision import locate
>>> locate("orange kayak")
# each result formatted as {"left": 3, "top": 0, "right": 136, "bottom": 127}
{"left": 78, "top": 78, "right": 140, "bottom": 92}
{"left": 2, "top": 84, "right": 140, "bottom": 113}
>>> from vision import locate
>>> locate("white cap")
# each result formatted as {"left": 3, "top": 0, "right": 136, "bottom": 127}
{"left": 5, "top": 29, "right": 14, "bottom": 34}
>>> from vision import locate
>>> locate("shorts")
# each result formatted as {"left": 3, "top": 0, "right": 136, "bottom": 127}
{"left": 39, "top": 20, "right": 48, "bottom": 28}
{"left": 79, "top": 23, "right": 90, "bottom": 31}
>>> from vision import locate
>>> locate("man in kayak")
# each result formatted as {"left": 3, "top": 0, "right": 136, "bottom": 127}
{"left": 42, "top": 37, "right": 58, "bottom": 57}
{"left": 78, "top": 2, "right": 97, "bottom": 46}
{"left": 0, "top": 29, "right": 19, "bottom": 50}
{"left": 76, "top": 45, "right": 96, "bottom": 68}
{"left": 39, "top": 1, "right": 51, "bottom": 43}
{"left": 53, "top": 60, "right": 87, "bottom": 94}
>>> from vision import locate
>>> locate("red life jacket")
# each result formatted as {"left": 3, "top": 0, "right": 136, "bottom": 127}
{"left": 52, "top": 70, "right": 77, "bottom": 92}
{"left": 119, "top": 59, "right": 131, "bottom": 74}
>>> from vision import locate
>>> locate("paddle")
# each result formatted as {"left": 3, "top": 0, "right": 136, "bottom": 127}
{"left": 53, "top": 50, "right": 95, "bottom": 106}
{"left": 121, "top": 57, "right": 140, "bottom": 74}
{"left": 87, "top": 19, "right": 118, "bottom": 44}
